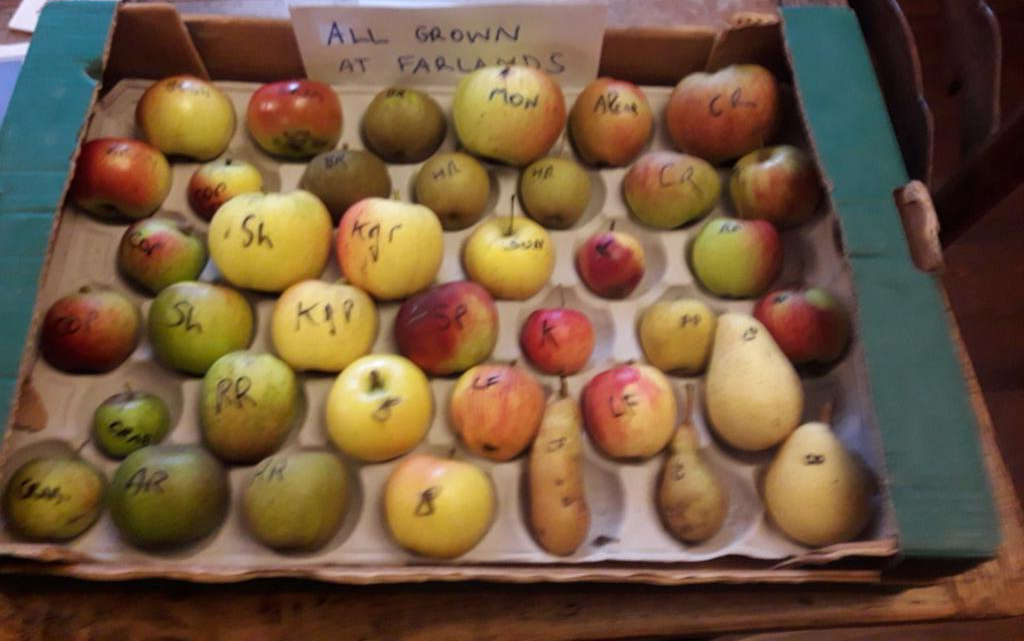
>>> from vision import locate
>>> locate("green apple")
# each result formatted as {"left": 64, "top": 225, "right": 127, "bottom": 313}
{"left": 108, "top": 444, "right": 229, "bottom": 548}
{"left": 242, "top": 450, "right": 349, "bottom": 551}
{"left": 208, "top": 190, "right": 333, "bottom": 293}
{"left": 414, "top": 152, "right": 490, "bottom": 231}
{"left": 518, "top": 157, "right": 591, "bottom": 229}
{"left": 463, "top": 215, "right": 554, "bottom": 300}
{"left": 92, "top": 390, "right": 172, "bottom": 458}
{"left": 2, "top": 456, "right": 105, "bottom": 541}
{"left": 326, "top": 354, "right": 432, "bottom": 462}
{"left": 638, "top": 299, "right": 717, "bottom": 374}
{"left": 690, "top": 218, "right": 783, "bottom": 298}
{"left": 623, "top": 151, "right": 721, "bottom": 229}
{"left": 200, "top": 351, "right": 299, "bottom": 464}
{"left": 148, "top": 281, "right": 254, "bottom": 375}
{"left": 362, "top": 87, "right": 446, "bottom": 163}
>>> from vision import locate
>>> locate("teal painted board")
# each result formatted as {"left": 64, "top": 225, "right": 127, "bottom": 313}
{"left": 781, "top": 6, "right": 999, "bottom": 558}
{"left": 0, "top": 2, "right": 117, "bottom": 433}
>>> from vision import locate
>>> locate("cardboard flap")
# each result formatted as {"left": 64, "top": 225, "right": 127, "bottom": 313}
{"left": 104, "top": 3, "right": 207, "bottom": 83}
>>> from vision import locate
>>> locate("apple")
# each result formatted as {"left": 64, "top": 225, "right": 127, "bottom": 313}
{"left": 730, "top": 145, "right": 822, "bottom": 227}
{"left": 518, "top": 157, "right": 591, "bottom": 230}
{"left": 576, "top": 227, "right": 646, "bottom": 299}
{"left": 208, "top": 190, "right": 333, "bottom": 293}
{"left": 361, "top": 86, "right": 446, "bottom": 163}
{"left": 135, "top": 75, "right": 236, "bottom": 161}
{"left": 117, "top": 218, "right": 207, "bottom": 294}
{"left": 271, "top": 279, "right": 378, "bottom": 373}
{"left": 581, "top": 364, "right": 677, "bottom": 459}
{"left": 690, "top": 218, "right": 782, "bottom": 298}
{"left": 326, "top": 354, "right": 433, "bottom": 462}
{"left": 336, "top": 197, "right": 443, "bottom": 301}
{"left": 753, "top": 287, "right": 851, "bottom": 365}
{"left": 39, "top": 286, "right": 140, "bottom": 373}
{"left": 299, "top": 147, "right": 392, "bottom": 224}
{"left": 384, "top": 453, "right": 495, "bottom": 558}
{"left": 246, "top": 79, "right": 342, "bottom": 159}
{"left": 638, "top": 298, "right": 717, "bottom": 374}
{"left": 452, "top": 65, "right": 566, "bottom": 167}
{"left": 519, "top": 308, "right": 594, "bottom": 375}
{"left": 187, "top": 158, "right": 264, "bottom": 220}
{"left": 92, "top": 390, "right": 172, "bottom": 458}
{"left": 569, "top": 77, "right": 652, "bottom": 167}
{"left": 147, "top": 281, "right": 254, "bottom": 375}
{"left": 623, "top": 151, "right": 721, "bottom": 229}
{"left": 200, "top": 351, "right": 298, "bottom": 464}
{"left": 463, "top": 214, "right": 554, "bottom": 300}
{"left": 414, "top": 152, "right": 491, "bottom": 231}
{"left": 665, "top": 64, "right": 780, "bottom": 163}
{"left": 69, "top": 138, "right": 171, "bottom": 220}
{"left": 394, "top": 281, "right": 499, "bottom": 376}
{"left": 2, "top": 456, "right": 105, "bottom": 541}
{"left": 450, "top": 362, "right": 545, "bottom": 461}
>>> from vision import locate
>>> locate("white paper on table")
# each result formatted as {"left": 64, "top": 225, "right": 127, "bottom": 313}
{"left": 7, "top": 0, "right": 46, "bottom": 33}
{"left": 289, "top": 0, "right": 608, "bottom": 89}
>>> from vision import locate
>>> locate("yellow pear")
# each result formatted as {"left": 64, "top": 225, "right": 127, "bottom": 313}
{"left": 705, "top": 313, "right": 802, "bottom": 450}
{"left": 763, "top": 421, "right": 874, "bottom": 546}
{"left": 638, "top": 298, "right": 716, "bottom": 374}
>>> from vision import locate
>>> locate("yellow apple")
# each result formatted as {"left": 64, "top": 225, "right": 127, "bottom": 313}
{"left": 272, "top": 279, "right": 378, "bottom": 372}
{"left": 208, "top": 190, "right": 332, "bottom": 293}
{"left": 384, "top": 453, "right": 495, "bottom": 558}
{"left": 326, "top": 354, "right": 433, "bottom": 462}
{"left": 336, "top": 198, "right": 443, "bottom": 301}
{"left": 135, "top": 75, "right": 236, "bottom": 161}
{"left": 638, "top": 299, "right": 717, "bottom": 374}
{"left": 462, "top": 215, "right": 554, "bottom": 300}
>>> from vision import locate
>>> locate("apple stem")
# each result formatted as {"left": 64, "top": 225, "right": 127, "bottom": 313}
{"left": 508, "top": 359, "right": 518, "bottom": 368}
{"left": 558, "top": 376, "right": 569, "bottom": 398}
{"left": 609, "top": 220, "right": 616, "bottom": 232}
{"left": 682, "top": 383, "right": 695, "bottom": 423}
{"left": 506, "top": 194, "right": 516, "bottom": 236}
{"left": 819, "top": 399, "right": 835, "bottom": 425}
{"left": 224, "top": 158, "right": 233, "bottom": 166}
{"left": 369, "top": 369, "right": 384, "bottom": 391}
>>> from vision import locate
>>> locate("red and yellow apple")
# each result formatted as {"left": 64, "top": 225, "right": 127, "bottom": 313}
{"left": 117, "top": 218, "right": 207, "bottom": 294}
{"left": 519, "top": 308, "right": 594, "bottom": 375}
{"left": 690, "top": 218, "right": 782, "bottom": 298}
{"left": 753, "top": 287, "right": 851, "bottom": 365}
{"left": 623, "top": 151, "right": 721, "bottom": 229}
{"left": 576, "top": 228, "right": 646, "bottom": 299}
{"left": 187, "top": 158, "right": 264, "bottom": 220}
{"left": 581, "top": 363, "right": 677, "bottom": 459}
{"left": 69, "top": 138, "right": 170, "bottom": 220}
{"left": 731, "top": 145, "right": 822, "bottom": 227}
{"left": 450, "top": 362, "right": 545, "bottom": 461}
{"left": 39, "top": 286, "right": 140, "bottom": 373}
{"left": 135, "top": 75, "right": 236, "bottom": 161}
{"left": 394, "top": 281, "right": 499, "bottom": 376}
{"left": 569, "top": 77, "right": 652, "bottom": 167}
{"left": 246, "top": 79, "right": 342, "bottom": 159}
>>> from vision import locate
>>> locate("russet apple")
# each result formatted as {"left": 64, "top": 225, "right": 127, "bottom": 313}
{"left": 69, "top": 138, "right": 171, "bottom": 220}
{"left": 394, "top": 281, "right": 498, "bottom": 376}
{"left": 336, "top": 198, "right": 443, "bottom": 301}
{"left": 623, "top": 151, "right": 721, "bottom": 229}
{"left": 147, "top": 281, "right": 254, "bottom": 375}
{"left": 362, "top": 87, "right": 446, "bottom": 163}
{"left": 463, "top": 215, "right": 554, "bottom": 300}
{"left": 187, "top": 158, "right": 264, "bottom": 221}
{"left": 326, "top": 354, "right": 433, "bottom": 462}
{"left": 299, "top": 148, "right": 392, "bottom": 224}
{"left": 576, "top": 228, "right": 646, "bottom": 299}
{"left": 753, "top": 287, "right": 851, "bottom": 365}
{"left": 39, "top": 286, "right": 140, "bottom": 373}
{"left": 581, "top": 363, "right": 677, "bottom": 459}
{"left": 452, "top": 65, "right": 566, "bottom": 167}
{"left": 414, "top": 152, "right": 491, "bottom": 231}
{"left": 135, "top": 75, "right": 236, "bottom": 161}
{"left": 247, "top": 79, "right": 342, "bottom": 159}
{"left": 569, "top": 77, "right": 652, "bottom": 167}
{"left": 518, "top": 157, "right": 591, "bottom": 230}
{"left": 450, "top": 362, "right": 545, "bottom": 460}
{"left": 384, "top": 453, "right": 495, "bottom": 558}
{"left": 665, "top": 64, "right": 780, "bottom": 164}
{"left": 271, "top": 279, "right": 378, "bottom": 373}
{"left": 208, "top": 190, "right": 333, "bottom": 293}
{"left": 731, "top": 145, "right": 822, "bottom": 227}
{"left": 638, "top": 298, "right": 717, "bottom": 374}
{"left": 117, "top": 218, "right": 207, "bottom": 294}
{"left": 690, "top": 218, "right": 782, "bottom": 298}
{"left": 519, "top": 308, "right": 594, "bottom": 375}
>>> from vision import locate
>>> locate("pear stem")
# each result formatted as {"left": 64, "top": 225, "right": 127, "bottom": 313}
{"left": 819, "top": 399, "right": 835, "bottom": 424}
{"left": 609, "top": 220, "right": 617, "bottom": 232}
{"left": 682, "top": 383, "right": 695, "bottom": 424}
{"left": 506, "top": 194, "right": 516, "bottom": 236}
{"left": 558, "top": 376, "right": 569, "bottom": 399}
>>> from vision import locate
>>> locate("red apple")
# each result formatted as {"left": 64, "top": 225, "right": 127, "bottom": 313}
{"left": 450, "top": 363, "right": 545, "bottom": 460}
{"left": 575, "top": 228, "right": 646, "bottom": 299}
{"left": 395, "top": 281, "right": 499, "bottom": 376}
{"left": 581, "top": 364, "right": 676, "bottom": 459}
{"left": 665, "top": 64, "right": 780, "bottom": 164}
{"left": 187, "top": 158, "right": 264, "bottom": 220}
{"left": 117, "top": 218, "right": 208, "bottom": 294}
{"left": 753, "top": 287, "right": 850, "bottom": 365}
{"left": 569, "top": 77, "right": 653, "bottom": 167}
{"left": 39, "top": 286, "right": 140, "bottom": 373}
{"left": 69, "top": 138, "right": 171, "bottom": 220}
{"left": 246, "top": 80, "right": 343, "bottom": 159}
{"left": 519, "top": 308, "right": 594, "bottom": 375}
{"left": 730, "top": 145, "right": 822, "bottom": 227}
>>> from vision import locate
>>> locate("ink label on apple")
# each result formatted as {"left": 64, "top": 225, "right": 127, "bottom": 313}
{"left": 529, "top": 164, "right": 554, "bottom": 180}
{"left": 430, "top": 159, "right": 460, "bottom": 180}
{"left": 17, "top": 478, "right": 70, "bottom": 504}
{"left": 215, "top": 376, "right": 257, "bottom": 413}
{"left": 503, "top": 237, "right": 545, "bottom": 251}
{"left": 294, "top": 299, "right": 353, "bottom": 334}
{"left": 487, "top": 88, "right": 539, "bottom": 110}
{"left": 124, "top": 467, "right": 169, "bottom": 495}
{"left": 708, "top": 87, "right": 758, "bottom": 117}
{"left": 608, "top": 392, "right": 639, "bottom": 418}
{"left": 167, "top": 300, "right": 202, "bottom": 333}
{"left": 471, "top": 374, "right": 502, "bottom": 390}
{"left": 658, "top": 163, "right": 702, "bottom": 195}
{"left": 372, "top": 396, "right": 402, "bottom": 422}
{"left": 592, "top": 91, "right": 640, "bottom": 116}
{"left": 253, "top": 457, "right": 287, "bottom": 483}
{"left": 127, "top": 230, "right": 164, "bottom": 257}
{"left": 679, "top": 314, "right": 702, "bottom": 327}
{"left": 105, "top": 420, "right": 152, "bottom": 448}
{"left": 414, "top": 486, "right": 441, "bottom": 516}
{"left": 53, "top": 310, "right": 98, "bottom": 336}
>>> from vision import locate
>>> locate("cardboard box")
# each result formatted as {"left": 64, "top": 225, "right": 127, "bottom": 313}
{"left": 0, "top": 1, "right": 999, "bottom": 584}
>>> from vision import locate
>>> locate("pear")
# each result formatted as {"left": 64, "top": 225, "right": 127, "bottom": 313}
{"left": 298, "top": 148, "right": 391, "bottom": 223}
{"left": 657, "top": 386, "right": 728, "bottom": 543}
{"left": 518, "top": 157, "right": 591, "bottom": 229}
{"left": 2, "top": 456, "right": 105, "bottom": 541}
{"left": 705, "top": 313, "right": 803, "bottom": 451}
{"left": 763, "top": 421, "right": 874, "bottom": 546}
{"left": 527, "top": 384, "right": 590, "bottom": 556}
{"left": 414, "top": 152, "right": 490, "bottom": 231}
{"left": 362, "top": 87, "right": 446, "bottom": 163}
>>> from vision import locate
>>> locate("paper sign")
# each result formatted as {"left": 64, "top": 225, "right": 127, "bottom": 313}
{"left": 289, "top": 1, "right": 608, "bottom": 88}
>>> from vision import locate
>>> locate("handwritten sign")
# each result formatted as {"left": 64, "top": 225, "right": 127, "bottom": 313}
{"left": 289, "top": 1, "right": 608, "bottom": 89}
